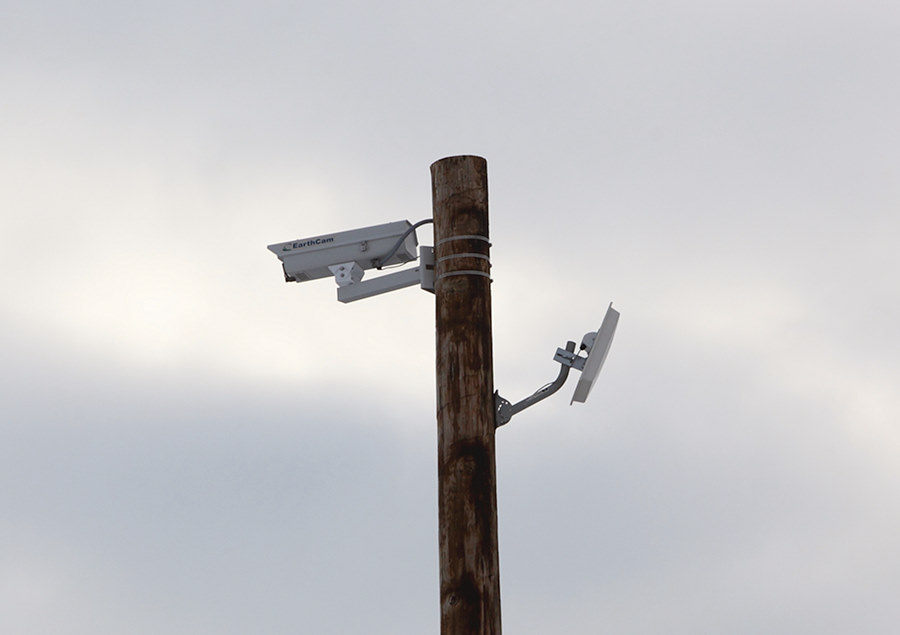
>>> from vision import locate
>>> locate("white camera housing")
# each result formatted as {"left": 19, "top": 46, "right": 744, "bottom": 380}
{"left": 268, "top": 220, "right": 418, "bottom": 283}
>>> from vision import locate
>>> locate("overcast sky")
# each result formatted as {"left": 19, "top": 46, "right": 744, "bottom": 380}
{"left": 2, "top": 1, "right": 899, "bottom": 633}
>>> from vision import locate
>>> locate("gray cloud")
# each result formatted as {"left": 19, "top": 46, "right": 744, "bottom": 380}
{"left": 2, "top": 0, "right": 899, "bottom": 632}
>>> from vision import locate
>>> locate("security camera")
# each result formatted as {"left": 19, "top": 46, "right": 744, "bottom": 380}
{"left": 268, "top": 219, "right": 435, "bottom": 303}
{"left": 267, "top": 220, "right": 418, "bottom": 283}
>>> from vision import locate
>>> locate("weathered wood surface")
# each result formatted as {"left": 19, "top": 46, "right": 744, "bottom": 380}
{"left": 431, "top": 155, "right": 501, "bottom": 635}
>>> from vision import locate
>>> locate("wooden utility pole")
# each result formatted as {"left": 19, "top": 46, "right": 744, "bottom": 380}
{"left": 431, "top": 155, "right": 501, "bottom": 635}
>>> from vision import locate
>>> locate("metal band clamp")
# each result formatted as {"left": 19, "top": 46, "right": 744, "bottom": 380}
{"left": 436, "top": 234, "right": 491, "bottom": 247}
{"left": 436, "top": 270, "right": 493, "bottom": 281}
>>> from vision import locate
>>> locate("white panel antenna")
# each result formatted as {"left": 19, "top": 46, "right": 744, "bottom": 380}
{"left": 570, "top": 302, "right": 619, "bottom": 404}
{"left": 494, "top": 302, "right": 620, "bottom": 427}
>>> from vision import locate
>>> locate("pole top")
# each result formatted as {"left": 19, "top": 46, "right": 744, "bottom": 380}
{"left": 430, "top": 155, "right": 487, "bottom": 171}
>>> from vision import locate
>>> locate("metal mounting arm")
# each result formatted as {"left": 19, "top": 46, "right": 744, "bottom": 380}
{"left": 495, "top": 341, "right": 577, "bottom": 427}
{"left": 331, "top": 246, "right": 435, "bottom": 303}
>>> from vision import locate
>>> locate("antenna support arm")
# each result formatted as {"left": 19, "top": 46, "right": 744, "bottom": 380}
{"left": 495, "top": 341, "right": 577, "bottom": 427}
